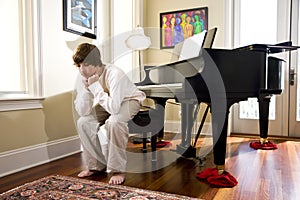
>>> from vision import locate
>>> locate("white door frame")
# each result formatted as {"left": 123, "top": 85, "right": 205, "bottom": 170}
{"left": 289, "top": 0, "right": 300, "bottom": 136}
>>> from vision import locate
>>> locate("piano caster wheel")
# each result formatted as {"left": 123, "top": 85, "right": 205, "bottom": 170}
{"left": 216, "top": 165, "right": 225, "bottom": 175}
{"left": 260, "top": 137, "right": 269, "bottom": 144}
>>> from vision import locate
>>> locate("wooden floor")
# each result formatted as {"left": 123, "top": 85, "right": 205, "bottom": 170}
{"left": 1, "top": 134, "right": 300, "bottom": 200}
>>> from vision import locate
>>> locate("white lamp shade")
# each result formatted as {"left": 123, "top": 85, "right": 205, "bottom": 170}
{"left": 125, "top": 27, "right": 151, "bottom": 50}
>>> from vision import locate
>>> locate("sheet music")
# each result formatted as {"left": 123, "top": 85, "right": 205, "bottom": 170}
{"left": 178, "top": 30, "right": 207, "bottom": 61}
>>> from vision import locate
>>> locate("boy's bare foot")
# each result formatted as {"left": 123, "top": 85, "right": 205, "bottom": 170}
{"left": 78, "top": 170, "right": 96, "bottom": 177}
{"left": 109, "top": 173, "right": 125, "bottom": 185}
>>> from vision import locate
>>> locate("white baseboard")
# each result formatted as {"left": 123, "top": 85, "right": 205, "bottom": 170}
{"left": 0, "top": 136, "right": 81, "bottom": 178}
{"left": 164, "top": 120, "right": 181, "bottom": 133}
{"left": 164, "top": 120, "right": 212, "bottom": 135}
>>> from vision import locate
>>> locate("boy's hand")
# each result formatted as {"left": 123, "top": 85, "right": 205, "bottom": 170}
{"left": 81, "top": 77, "right": 89, "bottom": 89}
{"left": 87, "top": 73, "right": 100, "bottom": 85}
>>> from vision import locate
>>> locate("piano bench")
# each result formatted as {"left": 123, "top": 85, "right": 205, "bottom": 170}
{"left": 128, "top": 108, "right": 164, "bottom": 161}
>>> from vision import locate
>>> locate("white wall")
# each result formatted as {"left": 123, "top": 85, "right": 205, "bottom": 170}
{"left": 41, "top": 0, "right": 99, "bottom": 97}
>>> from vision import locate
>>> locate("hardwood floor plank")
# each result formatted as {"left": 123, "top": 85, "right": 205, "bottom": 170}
{"left": 289, "top": 141, "right": 300, "bottom": 199}
{"left": 257, "top": 178, "right": 270, "bottom": 200}
{"left": 1, "top": 136, "right": 300, "bottom": 199}
{"left": 271, "top": 170, "right": 283, "bottom": 200}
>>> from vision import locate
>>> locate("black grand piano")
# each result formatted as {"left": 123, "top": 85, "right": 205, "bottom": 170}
{"left": 136, "top": 41, "right": 298, "bottom": 173}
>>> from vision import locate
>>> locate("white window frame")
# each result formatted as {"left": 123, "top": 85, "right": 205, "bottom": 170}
{"left": 0, "top": 0, "right": 43, "bottom": 111}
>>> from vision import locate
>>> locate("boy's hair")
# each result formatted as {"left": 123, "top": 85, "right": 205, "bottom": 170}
{"left": 72, "top": 43, "right": 102, "bottom": 67}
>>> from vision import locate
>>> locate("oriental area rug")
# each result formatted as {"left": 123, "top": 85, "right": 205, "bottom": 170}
{"left": 0, "top": 175, "right": 198, "bottom": 200}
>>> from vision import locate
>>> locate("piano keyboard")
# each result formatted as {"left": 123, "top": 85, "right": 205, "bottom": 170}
{"left": 137, "top": 83, "right": 182, "bottom": 90}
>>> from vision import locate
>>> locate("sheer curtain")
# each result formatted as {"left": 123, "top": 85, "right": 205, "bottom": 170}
{"left": 0, "top": 0, "right": 42, "bottom": 98}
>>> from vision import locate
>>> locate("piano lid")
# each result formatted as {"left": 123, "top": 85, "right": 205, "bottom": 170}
{"left": 236, "top": 41, "right": 300, "bottom": 53}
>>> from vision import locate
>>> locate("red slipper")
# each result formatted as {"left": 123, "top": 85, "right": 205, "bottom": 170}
{"left": 196, "top": 168, "right": 238, "bottom": 187}
{"left": 250, "top": 141, "right": 278, "bottom": 150}
{"left": 207, "top": 171, "right": 238, "bottom": 187}
{"left": 196, "top": 167, "right": 218, "bottom": 179}
{"left": 156, "top": 140, "right": 172, "bottom": 148}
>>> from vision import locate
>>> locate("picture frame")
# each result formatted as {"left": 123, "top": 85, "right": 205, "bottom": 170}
{"left": 160, "top": 7, "right": 208, "bottom": 49}
{"left": 63, "top": 0, "right": 97, "bottom": 39}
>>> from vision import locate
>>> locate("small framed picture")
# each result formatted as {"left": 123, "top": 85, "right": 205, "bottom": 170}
{"left": 160, "top": 7, "right": 208, "bottom": 49}
{"left": 63, "top": 0, "right": 97, "bottom": 39}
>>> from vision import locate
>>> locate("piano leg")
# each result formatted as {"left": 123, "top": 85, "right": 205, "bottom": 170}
{"left": 249, "top": 95, "right": 277, "bottom": 149}
{"left": 183, "top": 103, "right": 195, "bottom": 146}
{"left": 196, "top": 105, "right": 238, "bottom": 187}
{"left": 176, "top": 102, "right": 197, "bottom": 158}
{"left": 212, "top": 108, "right": 229, "bottom": 169}
{"left": 152, "top": 97, "right": 174, "bottom": 149}
{"left": 258, "top": 95, "right": 271, "bottom": 140}
{"left": 154, "top": 98, "right": 168, "bottom": 140}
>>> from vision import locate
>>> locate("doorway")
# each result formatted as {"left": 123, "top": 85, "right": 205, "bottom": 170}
{"left": 231, "top": 0, "right": 300, "bottom": 137}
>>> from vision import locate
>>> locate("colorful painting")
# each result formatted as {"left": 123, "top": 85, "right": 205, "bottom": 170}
{"left": 63, "top": 0, "right": 97, "bottom": 39}
{"left": 160, "top": 7, "right": 208, "bottom": 49}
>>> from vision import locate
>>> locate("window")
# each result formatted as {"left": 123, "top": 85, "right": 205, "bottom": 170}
{"left": 236, "top": 0, "right": 277, "bottom": 120}
{"left": 0, "top": 0, "right": 43, "bottom": 111}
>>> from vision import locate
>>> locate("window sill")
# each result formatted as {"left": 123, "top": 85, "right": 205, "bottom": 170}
{"left": 0, "top": 97, "right": 45, "bottom": 112}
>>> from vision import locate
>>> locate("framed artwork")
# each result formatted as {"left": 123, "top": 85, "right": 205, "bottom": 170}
{"left": 63, "top": 0, "right": 97, "bottom": 39}
{"left": 160, "top": 7, "right": 208, "bottom": 49}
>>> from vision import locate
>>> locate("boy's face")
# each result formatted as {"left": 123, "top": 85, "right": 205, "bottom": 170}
{"left": 77, "top": 63, "right": 96, "bottom": 79}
